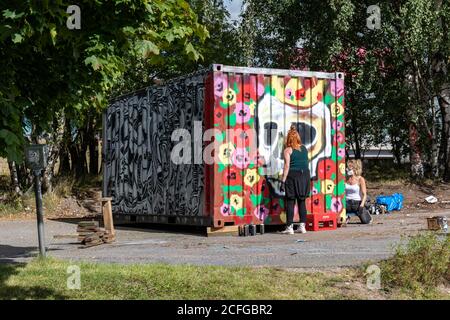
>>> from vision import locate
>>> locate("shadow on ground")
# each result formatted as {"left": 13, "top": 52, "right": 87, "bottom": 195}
{"left": 0, "top": 245, "right": 67, "bottom": 299}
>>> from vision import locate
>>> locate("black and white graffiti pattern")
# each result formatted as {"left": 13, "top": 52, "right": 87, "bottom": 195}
{"left": 103, "top": 73, "right": 206, "bottom": 217}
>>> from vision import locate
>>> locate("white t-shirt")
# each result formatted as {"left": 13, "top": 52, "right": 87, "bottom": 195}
{"left": 345, "top": 182, "right": 361, "bottom": 201}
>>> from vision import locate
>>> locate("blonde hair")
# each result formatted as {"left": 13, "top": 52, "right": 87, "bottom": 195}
{"left": 348, "top": 159, "right": 362, "bottom": 176}
{"left": 286, "top": 125, "right": 302, "bottom": 149}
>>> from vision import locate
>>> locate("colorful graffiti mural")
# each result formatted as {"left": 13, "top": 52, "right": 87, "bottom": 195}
{"left": 103, "top": 65, "right": 345, "bottom": 228}
{"left": 209, "top": 67, "right": 346, "bottom": 226}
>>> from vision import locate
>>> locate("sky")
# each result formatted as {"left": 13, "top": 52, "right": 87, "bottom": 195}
{"left": 224, "top": 0, "right": 243, "bottom": 22}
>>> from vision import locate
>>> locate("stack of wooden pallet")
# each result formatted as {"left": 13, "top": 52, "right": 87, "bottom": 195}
{"left": 77, "top": 221, "right": 115, "bottom": 247}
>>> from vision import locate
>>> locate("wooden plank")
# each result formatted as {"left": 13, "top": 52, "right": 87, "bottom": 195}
{"left": 206, "top": 225, "right": 239, "bottom": 237}
{"left": 53, "top": 234, "right": 78, "bottom": 239}
{"left": 102, "top": 198, "right": 115, "bottom": 236}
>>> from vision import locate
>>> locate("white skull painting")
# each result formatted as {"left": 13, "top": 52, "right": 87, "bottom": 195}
{"left": 256, "top": 92, "right": 332, "bottom": 180}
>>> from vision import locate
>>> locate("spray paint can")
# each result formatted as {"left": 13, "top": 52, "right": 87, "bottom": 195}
{"left": 259, "top": 224, "right": 265, "bottom": 235}
{"left": 249, "top": 224, "right": 256, "bottom": 236}
{"left": 244, "top": 224, "right": 249, "bottom": 237}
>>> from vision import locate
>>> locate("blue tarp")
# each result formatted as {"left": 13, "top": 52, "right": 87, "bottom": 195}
{"left": 376, "top": 193, "right": 404, "bottom": 211}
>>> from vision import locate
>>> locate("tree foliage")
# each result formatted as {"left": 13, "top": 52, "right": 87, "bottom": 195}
{"left": 0, "top": 0, "right": 208, "bottom": 163}
{"left": 242, "top": 0, "right": 450, "bottom": 179}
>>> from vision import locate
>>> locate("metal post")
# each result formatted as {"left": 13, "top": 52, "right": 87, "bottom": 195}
{"left": 34, "top": 170, "right": 46, "bottom": 258}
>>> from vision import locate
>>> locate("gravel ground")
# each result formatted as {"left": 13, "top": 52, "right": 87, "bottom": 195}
{"left": 0, "top": 210, "right": 447, "bottom": 268}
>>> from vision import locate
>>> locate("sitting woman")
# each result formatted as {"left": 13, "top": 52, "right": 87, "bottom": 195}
{"left": 345, "top": 159, "right": 372, "bottom": 224}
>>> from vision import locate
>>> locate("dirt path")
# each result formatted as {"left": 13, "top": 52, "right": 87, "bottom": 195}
{"left": 1, "top": 209, "right": 447, "bottom": 268}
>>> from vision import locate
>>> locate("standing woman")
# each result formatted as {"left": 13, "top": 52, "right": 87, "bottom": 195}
{"left": 280, "top": 125, "right": 310, "bottom": 234}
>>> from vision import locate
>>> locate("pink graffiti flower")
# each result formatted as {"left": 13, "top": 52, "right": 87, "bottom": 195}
{"left": 336, "top": 132, "right": 345, "bottom": 144}
{"left": 220, "top": 203, "right": 231, "bottom": 216}
{"left": 234, "top": 103, "right": 251, "bottom": 123}
{"left": 214, "top": 74, "right": 228, "bottom": 97}
{"left": 337, "top": 148, "right": 345, "bottom": 158}
{"left": 232, "top": 148, "right": 250, "bottom": 169}
{"left": 312, "top": 187, "right": 319, "bottom": 195}
{"left": 331, "top": 197, "right": 343, "bottom": 213}
{"left": 332, "top": 120, "right": 343, "bottom": 131}
{"left": 254, "top": 205, "right": 269, "bottom": 221}
{"left": 330, "top": 79, "right": 344, "bottom": 97}
{"left": 285, "top": 88, "right": 293, "bottom": 100}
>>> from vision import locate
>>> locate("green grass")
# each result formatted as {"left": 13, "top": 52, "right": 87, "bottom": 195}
{"left": 0, "top": 193, "right": 25, "bottom": 217}
{"left": 378, "top": 233, "right": 450, "bottom": 299}
{"left": 1, "top": 234, "right": 449, "bottom": 300}
{"left": 0, "top": 258, "right": 362, "bottom": 300}
{"left": 0, "top": 175, "right": 92, "bottom": 218}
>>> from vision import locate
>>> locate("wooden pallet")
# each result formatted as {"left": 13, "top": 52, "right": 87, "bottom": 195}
{"left": 206, "top": 225, "right": 239, "bottom": 237}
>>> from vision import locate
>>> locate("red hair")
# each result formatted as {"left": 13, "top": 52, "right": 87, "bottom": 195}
{"left": 286, "top": 125, "right": 302, "bottom": 149}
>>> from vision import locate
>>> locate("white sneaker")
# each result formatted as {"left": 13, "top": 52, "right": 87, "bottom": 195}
{"left": 281, "top": 224, "right": 294, "bottom": 235}
{"left": 295, "top": 223, "right": 307, "bottom": 234}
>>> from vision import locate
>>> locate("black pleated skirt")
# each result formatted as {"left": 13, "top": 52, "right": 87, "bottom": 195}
{"left": 285, "top": 169, "right": 311, "bottom": 200}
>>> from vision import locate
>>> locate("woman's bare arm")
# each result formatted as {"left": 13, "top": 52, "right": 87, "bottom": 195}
{"left": 282, "top": 148, "right": 291, "bottom": 182}
{"left": 359, "top": 177, "right": 367, "bottom": 207}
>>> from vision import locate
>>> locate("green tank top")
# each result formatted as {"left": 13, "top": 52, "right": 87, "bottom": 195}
{"left": 289, "top": 146, "right": 309, "bottom": 171}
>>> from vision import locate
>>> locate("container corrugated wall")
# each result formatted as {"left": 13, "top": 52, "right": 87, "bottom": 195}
{"left": 102, "top": 71, "right": 210, "bottom": 225}
{"left": 103, "top": 65, "right": 346, "bottom": 227}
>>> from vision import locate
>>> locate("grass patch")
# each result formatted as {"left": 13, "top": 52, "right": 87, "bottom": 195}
{"left": 0, "top": 194, "right": 24, "bottom": 216}
{"left": 379, "top": 233, "right": 450, "bottom": 299}
{"left": 365, "top": 164, "right": 410, "bottom": 184}
{"left": 0, "top": 258, "right": 363, "bottom": 300}
{"left": 0, "top": 175, "right": 89, "bottom": 217}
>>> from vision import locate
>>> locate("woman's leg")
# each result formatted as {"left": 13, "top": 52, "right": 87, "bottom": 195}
{"left": 357, "top": 205, "right": 372, "bottom": 224}
{"left": 285, "top": 197, "right": 296, "bottom": 225}
{"left": 298, "top": 198, "right": 307, "bottom": 223}
{"left": 346, "top": 200, "right": 359, "bottom": 214}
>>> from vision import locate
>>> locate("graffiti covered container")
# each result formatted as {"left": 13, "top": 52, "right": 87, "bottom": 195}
{"left": 102, "top": 65, "right": 346, "bottom": 228}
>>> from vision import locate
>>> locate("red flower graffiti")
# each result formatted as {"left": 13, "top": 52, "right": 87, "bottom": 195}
{"left": 317, "top": 158, "right": 336, "bottom": 180}
{"left": 295, "top": 88, "right": 306, "bottom": 100}
{"left": 306, "top": 195, "right": 325, "bottom": 214}
{"left": 223, "top": 167, "right": 242, "bottom": 186}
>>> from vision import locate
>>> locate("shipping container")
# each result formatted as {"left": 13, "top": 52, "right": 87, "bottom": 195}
{"left": 102, "top": 64, "right": 346, "bottom": 228}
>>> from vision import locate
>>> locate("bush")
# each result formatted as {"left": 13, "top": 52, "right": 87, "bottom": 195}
{"left": 380, "top": 233, "right": 450, "bottom": 296}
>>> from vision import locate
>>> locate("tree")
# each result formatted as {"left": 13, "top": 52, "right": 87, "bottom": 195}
{"left": 0, "top": 0, "right": 208, "bottom": 189}
{"left": 241, "top": 0, "right": 450, "bottom": 180}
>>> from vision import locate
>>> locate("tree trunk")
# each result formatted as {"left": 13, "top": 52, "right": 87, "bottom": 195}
{"left": 8, "top": 161, "right": 22, "bottom": 195}
{"left": 390, "top": 135, "right": 403, "bottom": 168}
{"left": 69, "top": 142, "right": 87, "bottom": 178}
{"left": 89, "top": 136, "right": 99, "bottom": 175}
{"left": 439, "top": 87, "right": 450, "bottom": 181}
{"left": 407, "top": 116, "right": 424, "bottom": 179}
{"left": 59, "top": 147, "right": 71, "bottom": 174}
{"left": 60, "top": 118, "right": 73, "bottom": 174}
{"left": 430, "top": 105, "right": 439, "bottom": 178}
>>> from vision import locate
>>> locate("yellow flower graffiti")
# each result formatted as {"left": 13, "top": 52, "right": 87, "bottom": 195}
{"left": 279, "top": 211, "right": 286, "bottom": 223}
{"left": 218, "top": 142, "right": 235, "bottom": 165}
{"left": 230, "top": 194, "right": 243, "bottom": 211}
{"left": 222, "top": 88, "right": 237, "bottom": 106}
{"left": 331, "top": 102, "right": 344, "bottom": 117}
{"left": 339, "top": 163, "right": 346, "bottom": 175}
{"left": 248, "top": 100, "right": 256, "bottom": 116}
{"left": 321, "top": 179, "right": 335, "bottom": 194}
{"left": 244, "top": 168, "right": 260, "bottom": 187}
